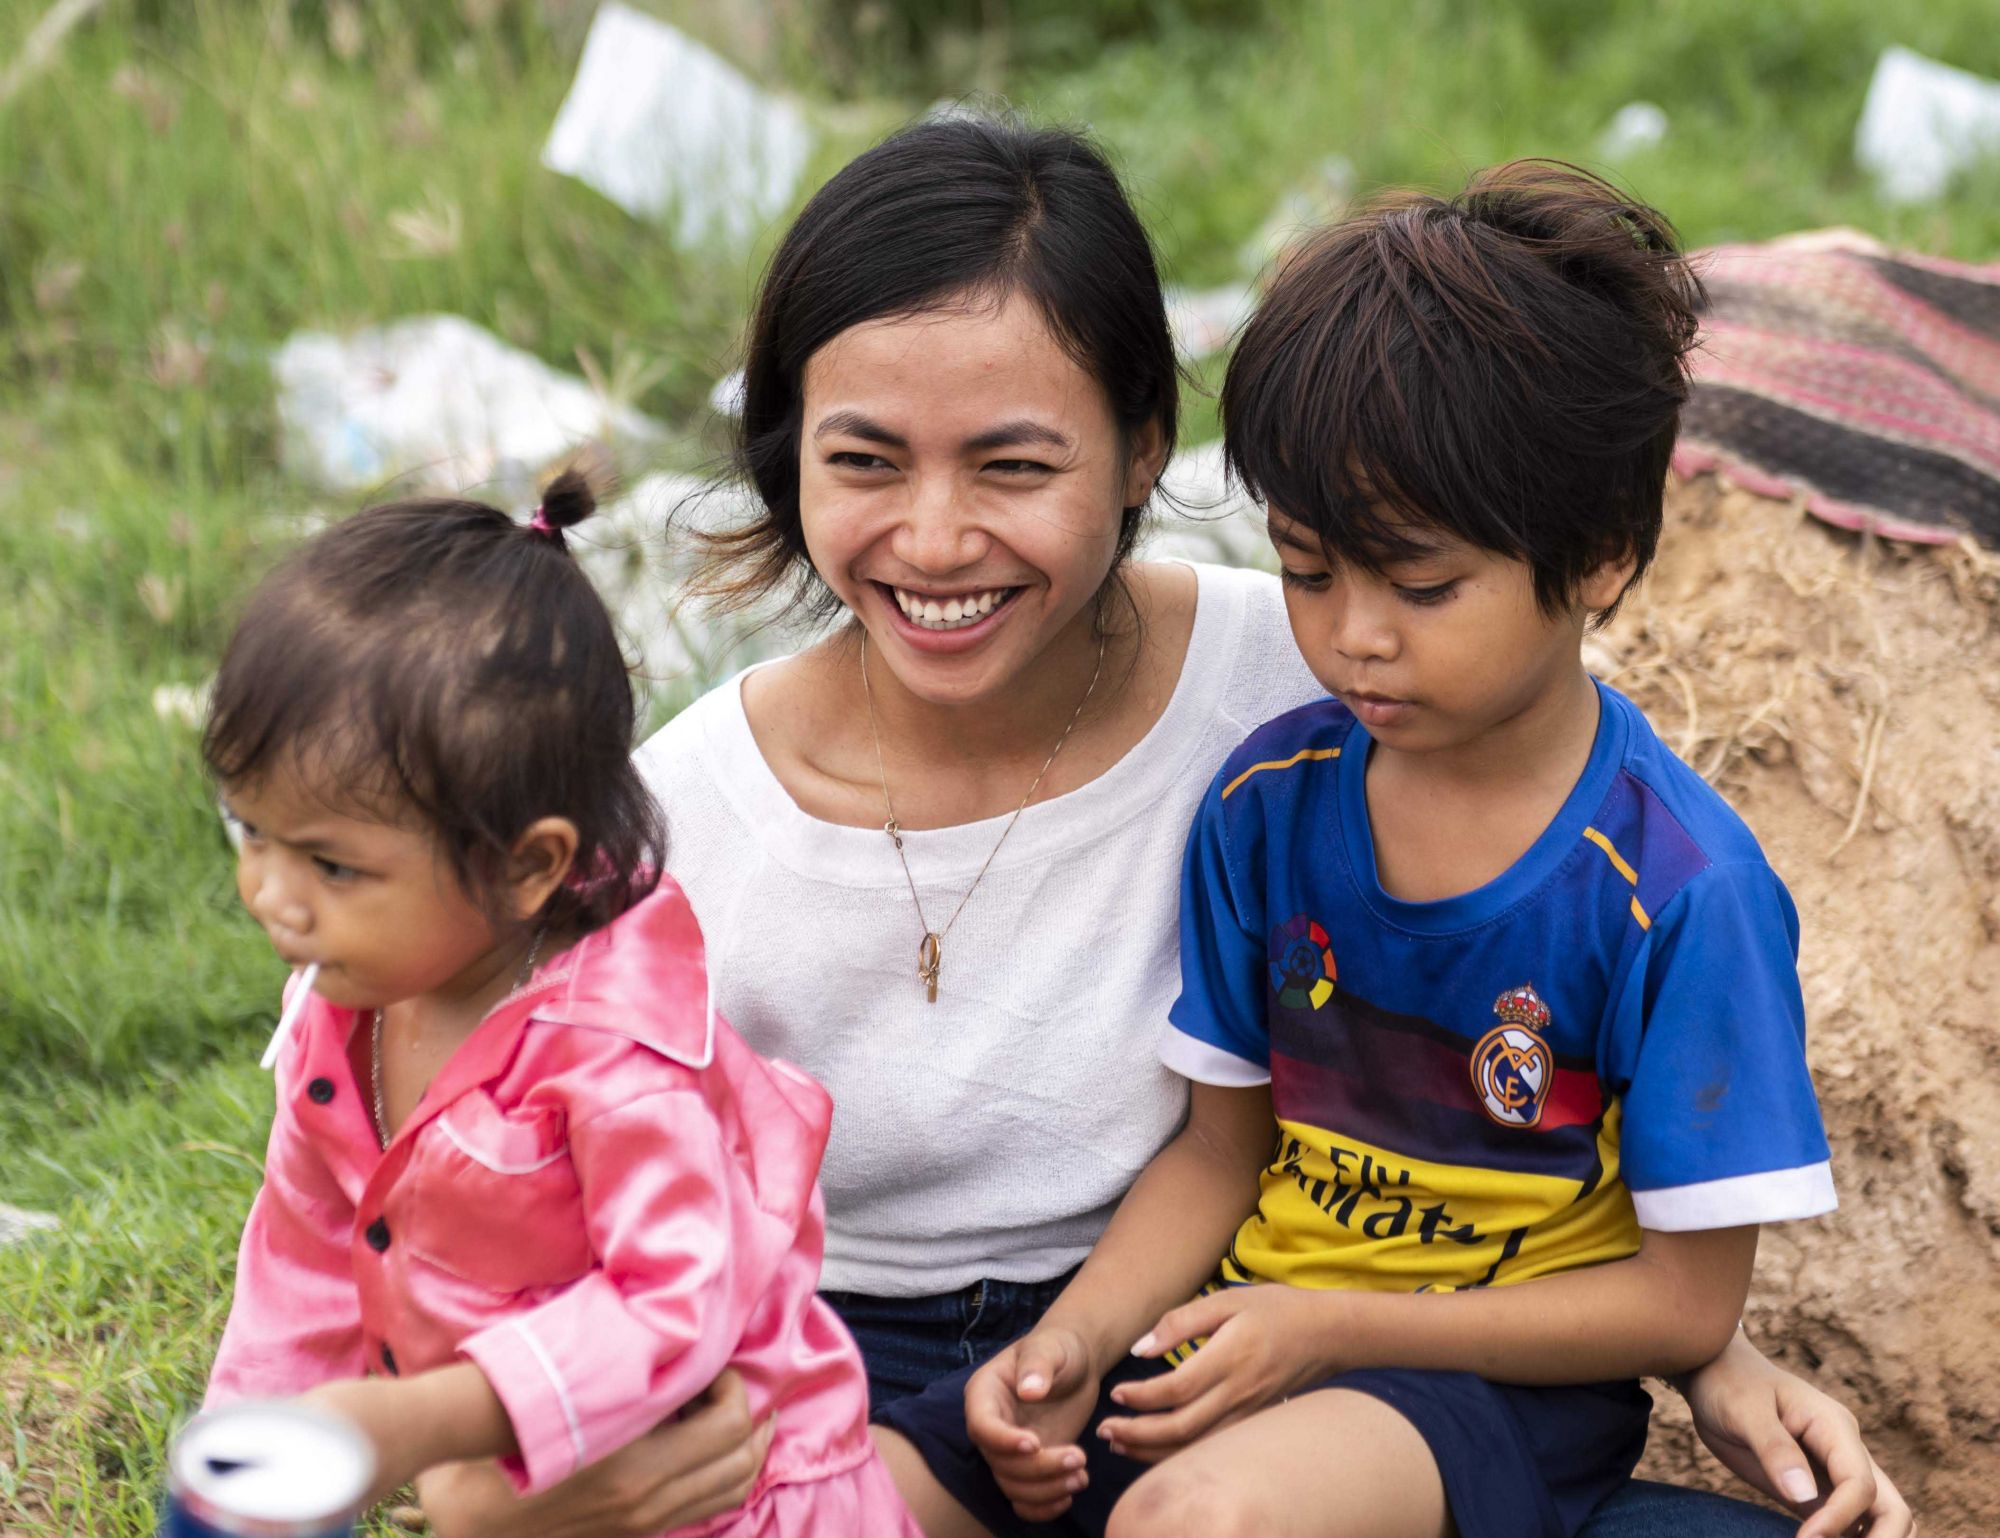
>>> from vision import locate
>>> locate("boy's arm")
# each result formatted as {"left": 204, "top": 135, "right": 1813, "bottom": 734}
{"left": 1034, "top": 1080, "right": 1274, "bottom": 1377}
{"left": 964, "top": 768, "right": 1276, "bottom": 1519}
{"left": 1000, "top": 1080, "right": 1264, "bottom": 1376}
{"left": 960, "top": 1079, "right": 1270, "bottom": 1520}
{"left": 1101, "top": 1223, "right": 1755, "bottom": 1458}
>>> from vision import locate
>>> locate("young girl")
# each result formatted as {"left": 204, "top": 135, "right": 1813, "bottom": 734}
{"left": 199, "top": 471, "right": 920, "bottom": 1534}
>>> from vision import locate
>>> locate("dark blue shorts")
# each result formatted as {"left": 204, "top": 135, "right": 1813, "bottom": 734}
{"left": 827, "top": 1280, "right": 1793, "bottom": 1538}
{"left": 875, "top": 1350, "right": 1653, "bottom": 1538}
{"left": 823, "top": 1271, "right": 1076, "bottom": 1413}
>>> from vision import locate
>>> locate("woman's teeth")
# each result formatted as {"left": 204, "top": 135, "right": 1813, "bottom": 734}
{"left": 891, "top": 587, "right": 1012, "bottom": 631}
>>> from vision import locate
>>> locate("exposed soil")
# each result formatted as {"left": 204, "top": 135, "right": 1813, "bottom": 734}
{"left": 1606, "top": 477, "right": 2000, "bottom": 1531}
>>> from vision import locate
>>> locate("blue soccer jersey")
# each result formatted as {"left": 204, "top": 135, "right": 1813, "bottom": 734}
{"left": 1164, "top": 683, "right": 1835, "bottom": 1294}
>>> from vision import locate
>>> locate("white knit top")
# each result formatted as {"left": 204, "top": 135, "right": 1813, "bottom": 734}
{"left": 634, "top": 563, "right": 1320, "bottom": 1295}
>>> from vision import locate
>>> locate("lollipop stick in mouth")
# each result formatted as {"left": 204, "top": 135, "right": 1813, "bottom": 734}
{"left": 259, "top": 962, "right": 320, "bottom": 1070}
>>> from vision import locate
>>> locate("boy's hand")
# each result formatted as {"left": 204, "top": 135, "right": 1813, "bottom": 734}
{"left": 1680, "top": 1333, "right": 1913, "bottom": 1538}
{"left": 963, "top": 1325, "right": 1100, "bottom": 1521}
{"left": 1098, "top": 1286, "right": 1337, "bottom": 1462}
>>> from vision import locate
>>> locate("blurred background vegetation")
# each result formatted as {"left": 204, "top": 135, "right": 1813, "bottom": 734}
{"left": 2, "top": 1, "right": 1996, "bottom": 1529}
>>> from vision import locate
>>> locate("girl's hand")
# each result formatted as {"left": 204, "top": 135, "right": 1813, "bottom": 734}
{"left": 963, "top": 1326, "right": 1102, "bottom": 1521}
{"left": 298, "top": 1377, "right": 426, "bottom": 1508}
{"left": 413, "top": 1370, "right": 774, "bottom": 1538}
{"left": 1098, "top": 1286, "right": 1336, "bottom": 1463}
{"left": 301, "top": 1361, "right": 516, "bottom": 1512}
{"left": 1680, "top": 1332, "right": 1912, "bottom": 1538}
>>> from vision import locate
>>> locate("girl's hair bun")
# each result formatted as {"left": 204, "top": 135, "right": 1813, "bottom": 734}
{"left": 536, "top": 464, "right": 601, "bottom": 531}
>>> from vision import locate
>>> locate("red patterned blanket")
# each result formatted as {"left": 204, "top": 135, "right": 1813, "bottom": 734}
{"left": 1675, "top": 231, "right": 2000, "bottom": 547}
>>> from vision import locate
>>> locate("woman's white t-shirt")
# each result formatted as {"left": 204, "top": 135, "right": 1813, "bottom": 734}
{"left": 634, "top": 563, "right": 1320, "bottom": 1296}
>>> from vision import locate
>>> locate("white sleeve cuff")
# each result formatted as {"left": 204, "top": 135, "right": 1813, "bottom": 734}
{"left": 1632, "top": 1160, "right": 1837, "bottom": 1231}
{"left": 1158, "top": 1026, "right": 1271, "bottom": 1087}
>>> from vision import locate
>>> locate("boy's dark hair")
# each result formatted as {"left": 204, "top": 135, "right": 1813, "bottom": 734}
{"left": 694, "top": 113, "right": 1181, "bottom": 616}
{"left": 1223, "top": 160, "right": 1704, "bottom": 618}
{"left": 203, "top": 469, "right": 664, "bottom": 935}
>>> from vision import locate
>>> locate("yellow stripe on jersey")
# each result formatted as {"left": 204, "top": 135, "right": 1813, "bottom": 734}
{"left": 1222, "top": 1113, "right": 1641, "bottom": 1295}
{"left": 1582, "top": 825, "right": 1639, "bottom": 885}
{"left": 1221, "top": 746, "right": 1341, "bottom": 800}
{"left": 1585, "top": 825, "right": 1653, "bottom": 931}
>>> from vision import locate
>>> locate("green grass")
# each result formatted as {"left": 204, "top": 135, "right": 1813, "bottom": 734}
{"left": 3, "top": 0, "right": 1997, "bottom": 1530}
{"left": 2, "top": 1059, "right": 265, "bottom": 1531}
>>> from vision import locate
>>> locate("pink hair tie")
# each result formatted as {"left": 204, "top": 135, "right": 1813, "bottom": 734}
{"left": 527, "top": 505, "right": 558, "bottom": 536}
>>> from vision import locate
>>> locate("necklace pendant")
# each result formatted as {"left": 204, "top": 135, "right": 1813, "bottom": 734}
{"left": 918, "top": 932, "right": 942, "bottom": 1004}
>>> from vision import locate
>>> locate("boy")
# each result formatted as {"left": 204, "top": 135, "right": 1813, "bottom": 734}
{"left": 874, "top": 162, "right": 1835, "bottom": 1538}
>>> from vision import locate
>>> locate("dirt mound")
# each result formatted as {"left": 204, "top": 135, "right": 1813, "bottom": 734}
{"left": 1603, "top": 478, "right": 2000, "bottom": 1529}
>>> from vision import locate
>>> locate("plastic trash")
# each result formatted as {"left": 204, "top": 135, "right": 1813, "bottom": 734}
{"left": 151, "top": 680, "right": 209, "bottom": 730}
{"left": 1240, "top": 155, "right": 1354, "bottom": 273}
{"left": 1141, "top": 440, "right": 1273, "bottom": 570}
{"left": 567, "top": 472, "right": 797, "bottom": 692}
{"left": 273, "top": 314, "right": 662, "bottom": 496}
{"left": 0, "top": 1203, "right": 60, "bottom": 1247}
{"left": 1856, "top": 46, "right": 2000, "bottom": 204}
{"left": 709, "top": 367, "right": 746, "bottom": 418}
{"left": 1597, "top": 101, "right": 1668, "bottom": 159}
{"left": 1165, "top": 284, "right": 1256, "bottom": 360}
{"left": 543, "top": 2, "right": 813, "bottom": 248}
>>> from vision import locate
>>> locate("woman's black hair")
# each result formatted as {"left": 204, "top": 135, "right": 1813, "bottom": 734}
{"left": 203, "top": 469, "right": 665, "bottom": 934}
{"left": 694, "top": 113, "right": 1181, "bottom": 616}
{"left": 1224, "top": 159, "right": 1704, "bottom": 620}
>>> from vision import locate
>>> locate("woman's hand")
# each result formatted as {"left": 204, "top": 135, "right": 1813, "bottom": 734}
{"left": 1680, "top": 1331, "right": 1912, "bottom": 1538}
{"left": 963, "top": 1326, "right": 1103, "bottom": 1521}
{"left": 413, "top": 1370, "right": 774, "bottom": 1538}
{"left": 1097, "top": 1286, "right": 1337, "bottom": 1463}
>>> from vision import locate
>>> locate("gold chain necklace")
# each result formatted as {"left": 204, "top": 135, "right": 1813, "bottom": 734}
{"left": 860, "top": 629, "right": 1105, "bottom": 1003}
{"left": 371, "top": 927, "right": 546, "bottom": 1149}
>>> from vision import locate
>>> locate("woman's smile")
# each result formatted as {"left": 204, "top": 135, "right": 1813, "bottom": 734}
{"left": 873, "top": 581, "right": 1027, "bottom": 652}
{"left": 888, "top": 583, "right": 1020, "bottom": 630}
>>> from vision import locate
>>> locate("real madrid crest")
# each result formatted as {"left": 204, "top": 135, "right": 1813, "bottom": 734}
{"left": 1470, "top": 983, "right": 1555, "bottom": 1128}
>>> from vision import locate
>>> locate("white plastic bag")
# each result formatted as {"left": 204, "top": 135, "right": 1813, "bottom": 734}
{"left": 1165, "top": 284, "right": 1256, "bottom": 360}
{"left": 1597, "top": 101, "right": 1668, "bottom": 159}
{"left": 568, "top": 472, "right": 799, "bottom": 694}
{"left": 273, "top": 314, "right": 661, "bottom": 495}
{"left": 1141, "top": 440, "right": 1272, "bottom": 570}
{"left": 1856, "top": 46, "right": 2000, "bottom": 204}
{"left": 542, "top": 2, "right": 813, "bottom": 248}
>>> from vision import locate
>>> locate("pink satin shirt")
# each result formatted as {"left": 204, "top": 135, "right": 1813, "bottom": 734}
{"left": 206, "top": 881, "right": 913, "bottom": 1530}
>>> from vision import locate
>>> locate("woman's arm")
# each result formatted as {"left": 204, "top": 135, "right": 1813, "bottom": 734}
{"left": 413, "top": 1370, "right": 774, "bottom": 1538}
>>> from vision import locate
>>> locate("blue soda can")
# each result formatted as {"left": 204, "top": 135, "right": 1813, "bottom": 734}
{"left": 162, "top": 1402, "right": 374, "bottom": 1537}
